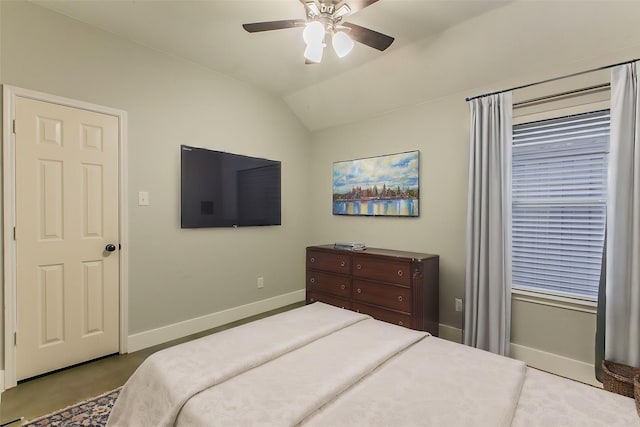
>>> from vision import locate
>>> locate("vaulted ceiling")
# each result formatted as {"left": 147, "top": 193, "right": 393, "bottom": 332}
{"left": 32, "top": 0, "right": 510, "bottom": 130}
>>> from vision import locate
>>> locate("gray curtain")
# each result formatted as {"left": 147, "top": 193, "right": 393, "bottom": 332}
{"left": 595, "top": 233, "right": 606, "bottom": 382}
{"left": 605, "top": 61, "right": 640, "bottom": 367}
{"left": 464, "top": 92, "right": 513, "bottom": 356}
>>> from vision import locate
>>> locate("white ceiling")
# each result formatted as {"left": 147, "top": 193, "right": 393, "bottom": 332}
{"left": 32, "top": 0, "right": 510, "bottom": 130}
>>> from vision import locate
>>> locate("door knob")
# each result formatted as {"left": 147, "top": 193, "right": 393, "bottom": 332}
{"left": 105, "top": 244, "right": 117, "bottom": 252}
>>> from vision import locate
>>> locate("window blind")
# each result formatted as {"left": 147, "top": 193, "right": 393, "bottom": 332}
{"left": 512, "top": 110, "right": 610, "bottom": 300}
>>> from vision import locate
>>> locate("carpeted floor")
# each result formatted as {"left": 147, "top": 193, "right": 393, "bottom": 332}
{"left": 23, "top": 388, "right": 121, "bottom": 427}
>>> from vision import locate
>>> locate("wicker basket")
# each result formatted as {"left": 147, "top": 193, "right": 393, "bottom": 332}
{"left": 601, "top": 360, "right": 639, "bottom": 398}
{"left": 634, "top": 374, "right": 639, "bottom": 417}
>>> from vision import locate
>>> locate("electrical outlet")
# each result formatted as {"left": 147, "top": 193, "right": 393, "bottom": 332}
{"left": 257, "top": 277, "right": 264, "bottom": 288}
{"left": 455, "top": 298, "right": 463, "bottom": 312}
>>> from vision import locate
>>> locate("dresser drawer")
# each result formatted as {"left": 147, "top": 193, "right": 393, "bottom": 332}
{"left": 306, "top": 271, "right": 351, "bottom": 298}
{"left": 307, "top": 250, "right": 351, "bottom": 275}
{"left": 352, "top": 279, "right": 411, "bottom": 312}
{"left": 352, "top": 256, "right": 411, "bottom": 286}
{"left": 352, "top": 302, "right": 411, "bottom": 328}
{"left": 307, "top": 291, "right": 351, "bottom": 310}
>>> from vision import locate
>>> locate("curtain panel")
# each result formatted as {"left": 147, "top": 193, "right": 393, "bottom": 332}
{"left": 606, "top": 61, "right": 640, "bottom": 367}
{"left": 464, "top": 93, "right": 513, "bottom": 356}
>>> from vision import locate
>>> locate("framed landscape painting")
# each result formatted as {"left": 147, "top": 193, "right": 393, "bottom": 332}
{"left": 333, "top": 151, "right": 419, "bottom": 217}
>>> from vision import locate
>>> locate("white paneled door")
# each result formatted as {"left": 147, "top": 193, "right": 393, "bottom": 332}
{"left": 15, "top": 97, "right": 119, "bottom": 380}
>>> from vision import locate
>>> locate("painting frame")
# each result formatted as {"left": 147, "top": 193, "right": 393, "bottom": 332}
{"left": 332, "top": 150, "right": 420, "bottom": 217}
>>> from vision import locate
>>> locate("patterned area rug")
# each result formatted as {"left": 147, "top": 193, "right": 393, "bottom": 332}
{"left": 24, "top": 388, "right": 121, "bottom": 427}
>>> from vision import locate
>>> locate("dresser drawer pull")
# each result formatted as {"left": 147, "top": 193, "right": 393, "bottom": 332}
{"left": 398, "top": 320, "right": 404, "bottom": 326}
{"left": 310, "top": 298, "right": 315, "bottom": 302}
{"left": 310, "top": 277, "right": 316, "bottom": 284}
{"left": 397, "top": 270, "right": 404, "bottom": 277}
{"left": 340, "top": 284, "right": 346, "bottom": 290}
{"left": 310, "top": 257, "right": 316, "bottom": 263}
{"left": 356, "top": 264, "right": 362, "bottom": 270}
{"left": 398, "top": 295, "right": 403, "bottom": 302}
{"left": 340, "top": 260, "right": 346, "bottom": 267}
{"left": 356, "top": 288, "right": 362, "bottom": 294}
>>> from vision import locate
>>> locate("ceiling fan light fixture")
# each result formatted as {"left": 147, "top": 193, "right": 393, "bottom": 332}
{"left": 332, "top": 31, "right": 354, "bottom": 58}
{"left": 242, "top": 0, "right": 394, "bottom": 64}
{"left": 304, "top": 42, "right": 324, "bottom": 63}
{"left": 303, "top": 21, "right": 325, "bottom": 45}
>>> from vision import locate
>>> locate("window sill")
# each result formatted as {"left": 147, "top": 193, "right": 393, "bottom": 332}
{"left": 511, "top": 288, "right": 597, "bottom": 314}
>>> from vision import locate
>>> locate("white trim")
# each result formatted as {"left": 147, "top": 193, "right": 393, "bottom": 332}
{"left": 2, "top": 85, "right": 129, "bottom": 389}
{"left": 118, "top": 109, "right": 129, "bottom": 354}
{"left": 128, "top": 290, "right": 306, "bottom": 352}
{"left": 510, "top": 342, "right": 601, "bottom": 387}
{"left": 2, "top": 86, "right": 17, "bottom": 390}
{"left": 438, "top": 324, "right": 462, "bottom": 344}
{"left": 512, "top": 288, "right": 597, "bottom": 314}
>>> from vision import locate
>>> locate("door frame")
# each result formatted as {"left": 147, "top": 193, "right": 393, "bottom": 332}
{"left": 2, "top": 85, "right": 129, "bottom": 389}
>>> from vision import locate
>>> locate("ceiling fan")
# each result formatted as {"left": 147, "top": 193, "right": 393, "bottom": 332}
{"left": 242, "top": 0, "right": 394, "bottom": 63}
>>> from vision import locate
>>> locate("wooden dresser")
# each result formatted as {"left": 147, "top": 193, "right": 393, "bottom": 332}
{"left": 305, "top": 244, "right": 439, "bottom": 335}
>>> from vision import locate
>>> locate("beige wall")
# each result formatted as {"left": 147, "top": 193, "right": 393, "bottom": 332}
{"left": 0, "top": 0, "right": 311, "bottom": 350}
{"left": 511, "top": 298, "right": 596, "bottom": 364}
{"left": 308, "top": 0, "right": 640, "bottom": 381}
{"left": 309, "top": 96, "right": 469, "bottom": 329}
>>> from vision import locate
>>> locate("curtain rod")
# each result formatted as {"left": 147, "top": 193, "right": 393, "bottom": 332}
{"left": 465, "top": 58, "right": 640, "bottom": 102}
{"left": 513, "top": 83, "right": 610, "bottom": 108}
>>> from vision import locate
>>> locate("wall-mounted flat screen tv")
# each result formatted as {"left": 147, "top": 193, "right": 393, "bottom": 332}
{"left": 181, "top": 145, "right": 281, "bottom": 228}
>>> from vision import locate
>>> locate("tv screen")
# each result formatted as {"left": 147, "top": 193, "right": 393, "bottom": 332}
{"left": 181, "top": 145, "right": 281, "bottom": 228}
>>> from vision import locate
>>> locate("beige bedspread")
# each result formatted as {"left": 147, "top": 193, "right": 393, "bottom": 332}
{"left": 107, "top": 303, "right": 371, "bottom": 427}
{"left": 109, "top": 302, "right": 640, "bottom": 426}
{"left": 176, "top": 318, "right": 427, "bottom": 426}
{"left": 512, "top": 367, "right": 640, "bottom": 427}
{"left": 302, "top": 337, "right": 526, "bottom": 427}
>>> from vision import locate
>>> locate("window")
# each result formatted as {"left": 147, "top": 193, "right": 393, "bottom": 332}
{"left": 512, "top": 110, "right": 610, "bottom": 300}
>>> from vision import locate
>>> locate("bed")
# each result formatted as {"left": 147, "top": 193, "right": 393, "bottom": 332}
{"left": 107, "top": 302, "right": 639, "bottom": 426}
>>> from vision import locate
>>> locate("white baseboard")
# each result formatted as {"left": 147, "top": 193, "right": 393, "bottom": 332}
{"left": 438, "top": 324, "right": 462, "bottom": 343}
{"left": 510, "top": 343, "right": 601, "bottom": 387}
{"left": 128, "top": 290, "right": 305, "bottom": 352}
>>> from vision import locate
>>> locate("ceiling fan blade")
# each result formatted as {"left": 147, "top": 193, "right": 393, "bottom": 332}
{"left": 342, "top": 22, "right": 394, "bottom": 51}
{"left": 242, "top": 20, "right": 306, "bottom": 33}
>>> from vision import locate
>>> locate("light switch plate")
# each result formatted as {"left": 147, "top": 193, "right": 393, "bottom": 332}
{"left": 138, "top": 191, "right": 149, "bottom": 206}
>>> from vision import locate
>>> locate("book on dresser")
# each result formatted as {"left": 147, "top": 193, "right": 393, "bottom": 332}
{"left": 333, "top": 241, "right": 366, "bottom": 251}
{"left": 305, "top": 244, "right": 439, "bottom": 335}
